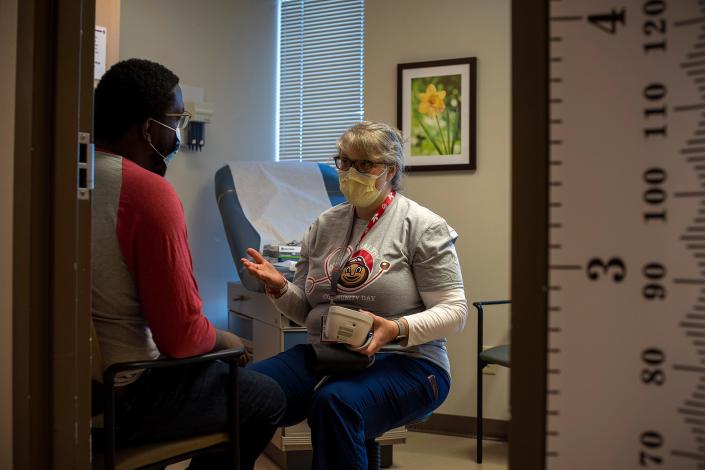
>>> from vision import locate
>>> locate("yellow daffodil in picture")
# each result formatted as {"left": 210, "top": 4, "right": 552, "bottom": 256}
{"left": 410, "top": 74, "right": 462, "bottom": 156}
{"left": 418, "top": 84, "right": 446, "bottom": 117}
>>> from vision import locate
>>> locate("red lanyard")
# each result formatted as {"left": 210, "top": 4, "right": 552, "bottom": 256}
{"left": 356, "top": 191, "right": 396, "bottom": 247}
{"left": 329, "top": 191, "right": 396, "bottom": 298}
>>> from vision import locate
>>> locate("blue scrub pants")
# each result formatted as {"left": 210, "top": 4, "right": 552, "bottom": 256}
{"left": 248, "top": 344, "right": 450, "bottom": 470}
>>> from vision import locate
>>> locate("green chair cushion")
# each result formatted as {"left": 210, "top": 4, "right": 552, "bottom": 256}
{"left": 480, "top": 344, "right": 510, "bottom": 368}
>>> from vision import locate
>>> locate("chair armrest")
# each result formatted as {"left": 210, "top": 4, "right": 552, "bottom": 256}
{"left": 472, "top": 300, "right": 511, "bottom": 310}
{"left": 104, "top": 348, "right": 246, "bottom": 385}
{"left": 473, "top": 299, "right": 511, "bottom": 321}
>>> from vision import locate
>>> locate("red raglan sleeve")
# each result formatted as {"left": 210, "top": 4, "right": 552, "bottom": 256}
{"left": 116, "top": 160, "right": 216, "bottom": 358}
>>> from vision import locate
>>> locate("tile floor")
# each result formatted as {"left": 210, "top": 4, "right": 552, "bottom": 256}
{"left": 167, "top": 432, "right": 508, "bottom": 469}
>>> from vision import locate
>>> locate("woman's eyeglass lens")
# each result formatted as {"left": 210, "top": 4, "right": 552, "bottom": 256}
{"left": 334, "top": 156, "right": 383, "bottom": 173}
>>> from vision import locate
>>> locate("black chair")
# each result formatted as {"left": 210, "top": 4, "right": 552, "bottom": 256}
{"left": 473, "top": 300, "right": 511, "bottom": 463}
{"left": 91, "top": 321, "right": 246, "bottom": 470}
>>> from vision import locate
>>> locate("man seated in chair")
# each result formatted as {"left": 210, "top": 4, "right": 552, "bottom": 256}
{"left": 92, "top": 58, "right": 285, "bottom": 470}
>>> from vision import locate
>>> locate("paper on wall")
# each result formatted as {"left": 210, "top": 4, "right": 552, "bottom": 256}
{"left": 94, "top": 26, "right": 107, "bottom": 80}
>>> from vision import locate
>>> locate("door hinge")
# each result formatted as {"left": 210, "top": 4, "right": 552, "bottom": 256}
{"left": 77, "top": 132, "right": 94, "bottom": 200}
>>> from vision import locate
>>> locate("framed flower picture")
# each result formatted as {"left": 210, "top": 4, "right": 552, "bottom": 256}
{"left": 397, "top": 57, "right": 477, "bottom": 171}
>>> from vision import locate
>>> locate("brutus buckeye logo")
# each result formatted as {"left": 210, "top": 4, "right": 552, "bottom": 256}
{"left": 305, "top": 247, "right": 390, "bottom": 295}
{"left": 339, "top": 249, "right": 373, "bottom": 288}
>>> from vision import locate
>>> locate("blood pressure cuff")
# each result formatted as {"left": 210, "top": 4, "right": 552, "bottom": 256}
{"left": 304, "top": 343, "right": 374, "bottom": 376}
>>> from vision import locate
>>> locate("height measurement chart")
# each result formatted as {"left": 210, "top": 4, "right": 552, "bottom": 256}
{"left": 547, "top": 0, "right": 705, "bottom": 468}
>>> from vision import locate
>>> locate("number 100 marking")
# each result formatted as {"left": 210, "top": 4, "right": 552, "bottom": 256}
{"left": 643, "top": 167, "right": 667, "bottom": 223}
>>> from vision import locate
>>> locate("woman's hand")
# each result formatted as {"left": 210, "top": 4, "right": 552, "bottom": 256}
{"left": 355, "top": 311, "right": 399, "bottom": 357}
{"left": 240, "top": 248, "right": 287, "bottom": 290}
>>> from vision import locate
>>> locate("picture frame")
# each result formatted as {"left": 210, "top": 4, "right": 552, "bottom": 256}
{"left": 397, "top": 57, "right": 477, "bottom": 171}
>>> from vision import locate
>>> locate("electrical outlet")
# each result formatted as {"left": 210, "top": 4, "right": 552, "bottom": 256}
{"left": 482, "top": 345, "right": 498, "bottom": 375}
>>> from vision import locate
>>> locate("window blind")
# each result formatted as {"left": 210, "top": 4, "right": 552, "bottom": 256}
{"left": 278, "top": 0, "right": 365, "bottom": 163}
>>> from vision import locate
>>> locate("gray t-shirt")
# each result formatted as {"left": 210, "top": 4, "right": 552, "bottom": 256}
{"left": 292, "top": 193, "right": 464, "bottom": 376}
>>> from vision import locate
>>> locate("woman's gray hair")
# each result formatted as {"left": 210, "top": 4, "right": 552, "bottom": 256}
{"left": 337, "top": 121, "right": 405, "bottom": 191}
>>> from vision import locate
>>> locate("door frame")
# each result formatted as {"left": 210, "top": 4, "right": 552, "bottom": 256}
{"left": 510, "top": 0, "right": 549, "bottom": 469}
{"left": 13, "top": 0, "right": 95, "bottom": 468}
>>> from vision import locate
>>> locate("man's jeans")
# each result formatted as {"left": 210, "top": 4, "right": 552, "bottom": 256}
{"left": 115, "top": 360, "right": 286, "bottom": 470}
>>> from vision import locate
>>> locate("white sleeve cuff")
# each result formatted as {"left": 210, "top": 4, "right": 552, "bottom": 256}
{"left": 269, "top": 281, "right": 308, "bottom": 326}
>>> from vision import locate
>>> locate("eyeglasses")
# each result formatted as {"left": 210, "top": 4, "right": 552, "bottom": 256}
{"left": 333, "top": 156, "right": 388, "bottom": 174}
{"left": 163, "top": 111, "right": 192, "bottom": 129}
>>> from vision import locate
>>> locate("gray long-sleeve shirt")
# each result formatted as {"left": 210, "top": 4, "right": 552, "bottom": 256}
{"left": 269, "top": 193, "right": 467, "bottom": 377}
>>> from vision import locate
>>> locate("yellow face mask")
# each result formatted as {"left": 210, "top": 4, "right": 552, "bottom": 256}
{"left": 338, "top": 167, "right": 389, "bottom": 208}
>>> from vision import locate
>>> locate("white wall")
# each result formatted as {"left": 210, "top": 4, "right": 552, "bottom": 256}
{"left": 365, "top": 0, "right": 512, "bottom": 420}
{"left": 0, "top": 0, "right": 17, "bottom": 465}
{"left": 120, "top": 0, "right": 278, "bottom": 327}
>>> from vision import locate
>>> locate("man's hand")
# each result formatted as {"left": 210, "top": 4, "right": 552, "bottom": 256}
{"left": 214, "top": 329, "right": 251, "bottom": 366}
{"left": 355, "top": 311, "right": 400, "bottom": 357}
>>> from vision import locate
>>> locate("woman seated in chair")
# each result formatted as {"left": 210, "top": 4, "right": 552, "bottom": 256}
{"left": 242, "top": 120, "right": 468, "bottom": 470}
